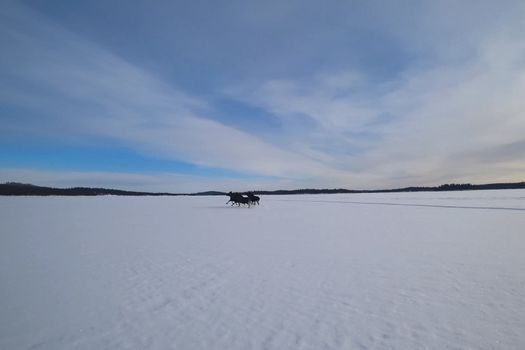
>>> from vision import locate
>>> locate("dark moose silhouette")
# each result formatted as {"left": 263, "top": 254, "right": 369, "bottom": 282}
{"left": 226, "top": 192, "right": 260, "bottom": 207}
{"left": 247, "top": 192, "right": 260, "bottom": 205}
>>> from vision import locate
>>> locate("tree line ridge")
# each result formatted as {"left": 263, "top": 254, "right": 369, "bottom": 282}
{"left": 1, "top": 181, "right": 524, "bottom": 196}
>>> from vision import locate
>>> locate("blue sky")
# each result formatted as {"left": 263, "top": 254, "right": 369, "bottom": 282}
{"left": 1, "top": 0, "right": 525, "bottom": 192}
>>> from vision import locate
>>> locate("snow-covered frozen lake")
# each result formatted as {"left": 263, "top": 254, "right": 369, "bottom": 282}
{"left": 1, "top": 190, "right": 525, "bottom": 349}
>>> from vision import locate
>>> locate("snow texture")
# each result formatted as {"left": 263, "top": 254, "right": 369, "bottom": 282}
{"left": 1, "top": 190, "right": 525, "bottom": 349}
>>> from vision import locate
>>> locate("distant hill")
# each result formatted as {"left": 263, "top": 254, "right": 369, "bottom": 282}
{"left": 256, "top": 182, "right": 525, "bottom": 195}
{"left": 0, "top": 182, "right": 181, "bottom": 196}
{"left": 1, "top": 181, "right": 524, "bottom": 196}
{"left": 190, "top": 191, "right": 227, "bottom": 196}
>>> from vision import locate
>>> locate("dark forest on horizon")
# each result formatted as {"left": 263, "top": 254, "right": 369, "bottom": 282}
{"left": 1, "top": 181, "right": 525, "bottom": 196}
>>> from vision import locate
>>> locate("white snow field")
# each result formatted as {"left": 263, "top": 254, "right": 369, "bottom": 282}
{"left": 1, "top": 190, "right": 525, "bottom": 350}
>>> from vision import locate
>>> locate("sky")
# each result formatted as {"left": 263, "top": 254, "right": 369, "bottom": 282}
{"left": 1, "top": 0, "right": 525, "bottom": 192}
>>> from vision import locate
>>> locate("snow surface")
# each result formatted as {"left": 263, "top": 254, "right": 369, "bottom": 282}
{"left": 1, "top": 190, "right": 525, "bottom": 349}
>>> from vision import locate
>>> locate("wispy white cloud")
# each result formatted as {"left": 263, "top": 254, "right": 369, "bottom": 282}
{"left": 0, "top": 2, "right": 335, "bottom": 182}
{"left": 227, "top": 10, "right": 525, "bottom": 187}
{"left": 2, "top": 0, "right": 525, "bottom": 191}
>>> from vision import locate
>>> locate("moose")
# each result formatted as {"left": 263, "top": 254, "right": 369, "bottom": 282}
{"left": 247, "top": 192, "right": 260, "bottom": 205}
{"left": 226, "top": 191, "right": 260, "bottom": 207}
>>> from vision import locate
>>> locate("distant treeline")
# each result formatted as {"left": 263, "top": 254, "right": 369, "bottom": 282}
{"left": 254, "top": 182, "right": 525, "bottom": 195}
{"left": 0, "top": 182, "right": 180, "bottom": 196}
{"left": 1, "top": 181, "right": 525, "bottom": 196}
